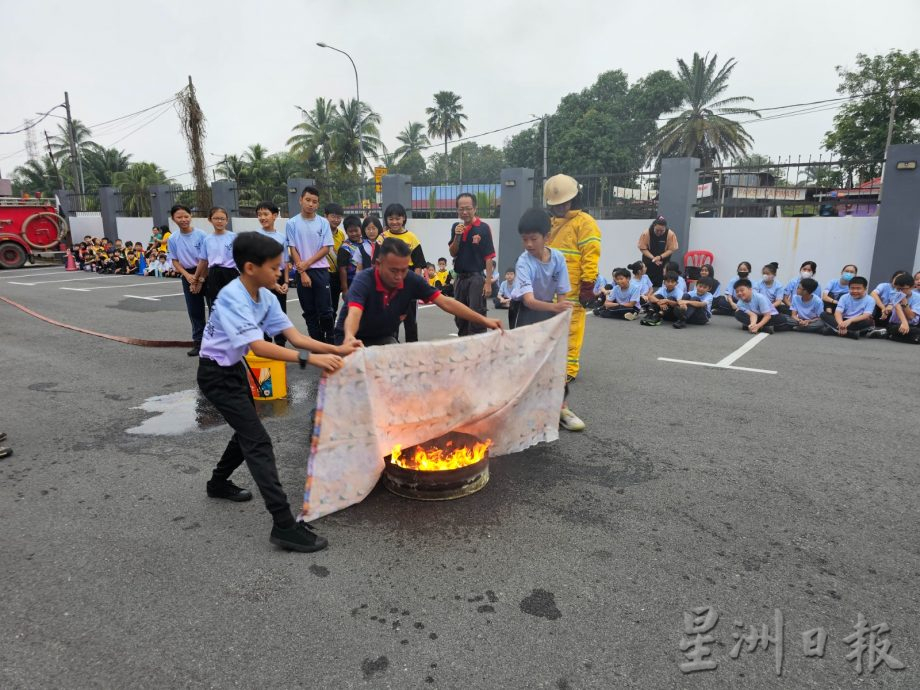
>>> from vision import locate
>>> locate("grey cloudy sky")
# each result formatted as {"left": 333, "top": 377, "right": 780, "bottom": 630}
{"left": 2, "top": 0, "right": 918, "bottom": 181}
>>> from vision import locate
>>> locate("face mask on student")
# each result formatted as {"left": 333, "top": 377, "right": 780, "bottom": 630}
{"left": 842, "top": 271, "right": 855, "bottom": 281}
{"left": 801, "top": 270, "right": 813, "bottom": 279}
{"left": 762, "top": 274, "right": 772, "bottom": 282}
{"left": 738, "top": 271, "right": 750, "bottom": 278}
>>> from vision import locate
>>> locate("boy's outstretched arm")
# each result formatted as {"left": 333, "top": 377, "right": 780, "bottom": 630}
{"left": 248, "top": 339, "right": 348, "bottom": 374}
{"left": 435, "top": 295, "right": 503, "bottom": 331}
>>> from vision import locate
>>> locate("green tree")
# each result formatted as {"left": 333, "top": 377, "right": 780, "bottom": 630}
{"left": 49, "top": 119, "right": 97, "bottom": 160}
{"left": 395, "top": 122, "right": 431, "bottom": 162}
{"left": 288, "top": 97, "right": 339, "bottom": 178}
{"left": 733, "top": 153, "right": 788, "bottom": 185}
{"left": 823, "top": 49, "right": 920, "bottom": 181}
{"left": 215, "top": 154, "right": 248, "bottom": 186}
{"left": 331, "top": 98, "right": 382, "bottom": 174}
{"left": 114, "top": 162, "right": 170, "bottom": 216}
{"left": 428, "top": 142, "right": 504, "bottom": 181}
{"left": 12, "top": 157, "right": 63, "bottom": 196}
{"left": 82, "top": 147, "right": 131, "bottom": 188}
{"left": 394, "top": 150, "right": 428, "bottom": 179}
{"left": 504, "top": 69, "right": 683, "bottom": 176}
{"left": 648, "top": 53, "right": 760, "bottom": 169}
{"left": 426, "top": 91, "right": 468, "bottom": 180}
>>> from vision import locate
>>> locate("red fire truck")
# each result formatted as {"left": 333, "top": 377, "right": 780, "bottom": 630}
{"left": 0, "top": 197, "right": 69, "bottom": 269}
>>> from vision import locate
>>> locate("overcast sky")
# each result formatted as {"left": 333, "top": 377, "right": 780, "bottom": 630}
{"left": 2, "top": 0, "right": 918, "bottom": 182}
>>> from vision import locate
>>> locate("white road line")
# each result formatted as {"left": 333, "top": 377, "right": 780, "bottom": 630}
{"left": 657, "top": 357, "right": 777, "bottom": 375}
{"left": 61, "top": 281, "right": 173, "bottom": 292}
{"left": 123, "top": 293, "right": 183, "bottom": 301}
{"left": 715, "top": 332, "right": 770, "bottom": 367}
{"left": 7, "top": 275, "right": 115, "bottom": 286}
{"left": 0, "top": 269, "right": 66, "bottom": 281}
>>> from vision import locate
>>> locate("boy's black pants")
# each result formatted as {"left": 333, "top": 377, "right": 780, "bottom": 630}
{"left": 197, "top": 357, "right": 294, "bottom": 526}
{"left": 886, "top": 323, "right": 920, "bottom": 343}
{"left": 819, "top": 312, "right": 874, "bottom": 335}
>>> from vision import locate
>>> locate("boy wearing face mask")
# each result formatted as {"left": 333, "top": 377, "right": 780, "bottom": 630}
{"left": 712, "top": 261, "right": 752, "bottom": 315}
{"left": 784, "top": 260, "right": 817, "bottom": 309}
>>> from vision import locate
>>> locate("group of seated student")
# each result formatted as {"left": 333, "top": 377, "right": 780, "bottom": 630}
{"left": 426, "top": 256, "right": 455, "bottom": 297}
{"left": 589, "top": 257, "right": 920, "bottom": 344}
{"left": 74, "top": 234, "right": 179, "bottom": 277}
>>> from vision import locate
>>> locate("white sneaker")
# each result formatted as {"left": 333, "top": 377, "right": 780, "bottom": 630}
{"left": 624, "top": 312, "right": 639, "bottom": 321}
{"left": 559, "top": 407, "right": 586, "bottom": 432}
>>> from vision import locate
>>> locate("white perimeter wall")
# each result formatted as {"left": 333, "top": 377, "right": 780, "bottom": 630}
{"left": 81, "top": 215, "right": 889, "bottom": 287}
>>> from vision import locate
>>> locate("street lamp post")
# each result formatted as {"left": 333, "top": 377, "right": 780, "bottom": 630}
{"left": 317, "top": 42, "right": 364, "bottom": 205}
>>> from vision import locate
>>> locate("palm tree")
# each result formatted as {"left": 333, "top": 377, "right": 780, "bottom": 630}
{"left": 287, "top": 97, "right": 339, "bottom": 178}
{"left": 395, "top": 122, "right": 431, "bottom": 162}
{"left": 331, "top": 98, "right": 382, "bottom": 174}
{"left": 49, "top": 119, "right": 96, "bottom": 159}
{"left": 647, "top": 53, "right": 760, "bottom": 169}
{"left": 113, "top": 162, "right": 169, "bottom": 217}
{"left": 425, "top": 91, "right": 468, "bottom": 180}
{"left": 13, "top": 157, "right": 62, "bottom": 196}
{"left": 215, "top": 154, "right": 248, "bottom": 186}
{"left": 83, "top": 147, "right": 132, "bottom": 188}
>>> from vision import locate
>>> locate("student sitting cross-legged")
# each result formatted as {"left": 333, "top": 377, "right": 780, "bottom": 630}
{"left": 733, "top": 279, "right": 794, "bottom": 334}
{"left": 197, "top": 232, "right": 361, "bottom": 554}
{"left": 873, "top": 273, "right": 920, "bottom": 343}
{"left": 755, "top": 262, "right": 787, "bottom": 314}
{"left": 641, "top": 271, "right": 683, "bottom": 325}
{"left": 594, "top": 268, "right": 641, "bottom": 320}
{"left": 869, "top": 270, "right": 908, "bottom": 329}
{"left": 712, "top": 261, "right": 752, "bottom": 315}
{"left": 672, "top": 276, "right": 715, "bottom": 328}
{"left": 819, "top": 275, "right": 875, "bottom": 339}
{"left": 789, "top": 277, "right": 825, "bottom": 333}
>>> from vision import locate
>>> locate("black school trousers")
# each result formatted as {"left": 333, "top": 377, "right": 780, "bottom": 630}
{"left": 197, "top": 357, "right": 294, "bottom": 527}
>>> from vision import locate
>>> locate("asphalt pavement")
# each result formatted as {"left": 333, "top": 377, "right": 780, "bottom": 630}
{"left": 1, "top": 265, "right": 919, "bottom": 689}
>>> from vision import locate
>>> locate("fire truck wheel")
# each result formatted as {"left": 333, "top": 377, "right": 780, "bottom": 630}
{"left": 0, "top": 242, "right": 28, "bottom": 269}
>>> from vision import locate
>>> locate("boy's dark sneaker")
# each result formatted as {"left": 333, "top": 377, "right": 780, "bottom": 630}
{"left": 187, "top": 341, "right": 201, "bottom": 357}
{"left": 673, "top": 319, "right": 687, "bottom": 329}
{"left": 270, "top": 522, "right": 328, "bottom": 552}
{"left": 206, "top": 479, "right": 253, "bottom": 502}
{"left": 640, "top": 315, "right": 661, "bottom": 326}
{"left": 0, "top": 446, "right": 11, "bottom": 459}
{"left": 762, "top": 325, "right": 775, "bottom": 334}
{"left": 0, "top": 432, "right": 6, "bottom": 443}
{"left": 868, "top": 327, "right": 888, "bottom": 339}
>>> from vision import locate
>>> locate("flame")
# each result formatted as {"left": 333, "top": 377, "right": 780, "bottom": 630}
{"left": 391, "top": 438, "right": 491, "bottom": 471}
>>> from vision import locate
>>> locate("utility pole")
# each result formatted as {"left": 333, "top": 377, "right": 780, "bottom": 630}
{"left": 879, "top": 80, "right": 901, "bottom": 204}
{"left": 43, "top": 129, "right": 65, "bottom": 189}
{"left": 63, "top": 92, "right": 84, "bottom": 207}
{"left": 542, "top": 115, "right": 548, "bottom": 180}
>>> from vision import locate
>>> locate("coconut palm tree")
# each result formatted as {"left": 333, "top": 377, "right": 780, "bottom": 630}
{"left": 13, "top": 157, "right": 62, "bottom": 196}
{"left": 215, "top": 154, "right": 248, "bottom": 186}
{"left": 287, "top": 97, "right": 339, "bottom": 178}
{"left": 114, "top": 162, "right": 169, "bottom": 217}
{"left": 425, "top": 91, "right": 468, "bottom": 180}
{"left": 49, "top": 119, "right": 97, "bottom": 159}
{"left": 647, "top": 53, "right": 760, "bottom": 169}
{"left": 331, "top": 98, "right": 382, "bottom": 174}
{"left": 83, "top": 147, "right": 132, "bottom": 188}
{"left": 395, "top": 122, "right": 431, "bottom": 162}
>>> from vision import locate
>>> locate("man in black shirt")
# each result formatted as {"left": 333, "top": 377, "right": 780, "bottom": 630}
{"left": 448, "top": 193, "right": 496, "bottom": 337}
{"left": 336, "top": 238, "right": 501, "bottom": 347}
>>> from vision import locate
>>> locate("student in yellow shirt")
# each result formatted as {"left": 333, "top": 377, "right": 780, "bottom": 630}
{"left": 381, "top": 203, "right": 426, "bottom": 342}
{"left": 324, "top": 203, "right": 346, "bottom": 313}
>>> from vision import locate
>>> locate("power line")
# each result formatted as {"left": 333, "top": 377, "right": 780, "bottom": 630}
{"left": 416, "top": 117, "right": 541, "bottom": 151}
{"left": 103, "top": 103, "right": 175, "bottom": 146}
{"left": 88, "top": 96, "right": 178, "bottom": 129}
{"left": 0, "top": 104, "right": 64, "bottom": 135}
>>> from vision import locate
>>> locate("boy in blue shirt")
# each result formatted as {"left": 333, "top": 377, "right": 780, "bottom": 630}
{"left": 820, "top": 275, "right": 875, "bottom": 338}
{"left": 286, "top": 186, "right": 335, "bottom": 344}
{"left": 197, "top": 232, "right": 360, "bottom": 553}
{"left": 790, "top": 277, "right": 825, "bottom": 333}
{"left": 673, "top": 276, "right": 714, "bottom": 328}
{"left": 641, "top": 271, "right": 683, "bottom": 326}
{"left": 510, "top": 208, "right": 583, "bottom": 432}
{"left": 869, "top": 270, "right": 908, "bottom": 329}
{"left": 496, "top": 268, "right": 515, "bottom": 309}
{"left": 595, "top": 268, "right": 640, "bottom": 320}
{"left": 876, "top": 273, "right": 920, "bottom": 343}
{"left": 734, "top": 279, "right": 793, "bottom": 334}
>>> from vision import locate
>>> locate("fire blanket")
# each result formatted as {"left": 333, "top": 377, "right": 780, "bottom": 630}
{"left": 300, "top": 311, "right": 570, "bottom": 521}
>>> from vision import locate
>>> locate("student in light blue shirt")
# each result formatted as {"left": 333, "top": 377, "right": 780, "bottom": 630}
{"left": 819, "top": 275, "right": 875, "bottom": 338}
{"left": 790, "top": 277, "right": 825, "bottom": 333}
{"left": 664, "top": 261, "right": 687, "bottom": 295}
{"left": 880, "top": 274, "right": 920, "bottom": 343}
{"left": 641, "top": 271, "right": 683, "bottom": 325}
{"left": 783, "top": 260, "right": 817, "bottom": 309}
{"left": 595, "top": 268, "right": 641, "bottom": 320}
{"left": 197, "top": 231, "right": 359, "bottom": 554}
{"left": 733, "top": 279, "right": 793, "bottom": 334}
{"left": 203, "top": 206, "right": 240, "bottom": 308}
{"left": 712, "top": 261, "right": 752, "bottom": 315}
{"left": 628, "top": 261, "right": 654, "bottom": 307}
{"left": 755, "top": 262, "right": 786, "bottom": 313}
{"left": 496, "top": 268, "right": 515, "bottom": 309}
{"left": 285, "top": 185, "right": 334, "bottom": 343}
{"left": 869, "top": 270, "right": 908, "bottom": 327}
{"left": 822, "top": 263, "right": 858, "bottom": 313}
{"left": 166, "top": 203, "right": 209, "bottom": 355}
{"left": 673, "top": 276, "right": 714, "bottom": 328}
{"left": 254, "top": 200, "right": 289, "bottom": 346}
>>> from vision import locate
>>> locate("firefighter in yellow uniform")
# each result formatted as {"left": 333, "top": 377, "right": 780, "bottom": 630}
{"left": 544, "top": 174, "right": 601, "bottom": 431}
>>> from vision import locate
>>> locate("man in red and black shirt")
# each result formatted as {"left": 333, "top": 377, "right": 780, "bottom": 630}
{"left": 335, "top": 238, "right": 502, "bottom": 347}
{"left": 448, "top": 192, "right": 496, "bottom": 336}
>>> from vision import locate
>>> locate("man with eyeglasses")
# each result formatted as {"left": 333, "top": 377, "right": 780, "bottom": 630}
{"left": 448, "top": 193, "right": 496, "bottom": 336}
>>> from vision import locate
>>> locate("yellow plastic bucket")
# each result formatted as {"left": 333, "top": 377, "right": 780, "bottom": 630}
{"left": 244, "top": 352, "right": 287, "bottom": 401}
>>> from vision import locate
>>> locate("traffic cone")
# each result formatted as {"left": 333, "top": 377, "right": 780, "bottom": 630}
{"left": 65, "top": 249, "right": 78, "bottom": 272}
